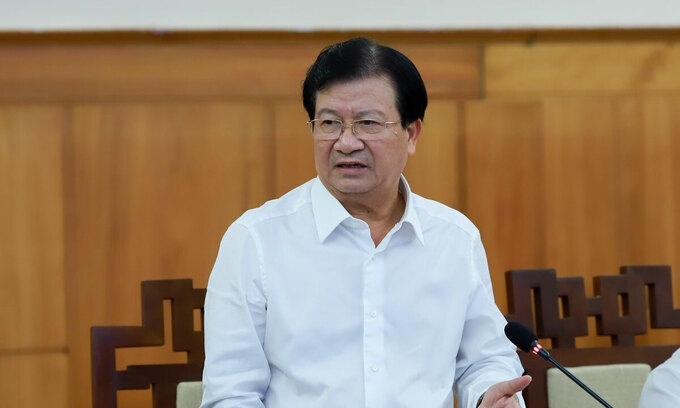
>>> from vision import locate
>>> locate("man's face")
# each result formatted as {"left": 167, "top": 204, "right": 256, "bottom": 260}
{"left": 312, "top": 76, "right": 420, "bottom": 203}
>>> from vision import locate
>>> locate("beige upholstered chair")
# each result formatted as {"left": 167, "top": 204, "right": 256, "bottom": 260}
{"left": 177, "top": 381, "right": 203, "bottom": 408}
{"left": 546, "top": 363, "right": 650, "bottom": 408}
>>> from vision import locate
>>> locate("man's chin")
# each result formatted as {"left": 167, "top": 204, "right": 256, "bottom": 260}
{"left": 327, "top": 180, "right": 372, "bottom": 196}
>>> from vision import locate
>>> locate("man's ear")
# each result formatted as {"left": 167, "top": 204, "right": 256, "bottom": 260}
{"left": 406, "top": 119, "right": 422, "bottom": 155}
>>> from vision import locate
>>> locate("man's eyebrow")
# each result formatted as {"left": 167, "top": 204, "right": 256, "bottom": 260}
{"left": 316, "top": 108, "right": 341, "bottom": 117}
{"left": 354, "top": 109, "right": 385, "bottom": 118}
{"left": 316, "top": 108, "right": 387, "bottom": 118}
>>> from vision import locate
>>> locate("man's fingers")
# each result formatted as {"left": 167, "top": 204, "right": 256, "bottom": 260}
{"left": 480, "top": 376, "right": 532, "bottom": 407}
{"left": 498, "top": 375, "right": 532, "bottom": 395}
{"left": 488, "top": 375, "right": 532, "bottom": 397}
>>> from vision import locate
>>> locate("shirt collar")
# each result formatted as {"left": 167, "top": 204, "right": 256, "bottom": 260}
{"left": 311, "top": 176, "right": 425, "bottom": 245}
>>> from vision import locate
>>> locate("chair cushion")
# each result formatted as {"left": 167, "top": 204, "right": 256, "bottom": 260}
{"left": 547, "top": 363, "right": 650, "bottom": 408}
{"left": 177, "top": 381, "right": 203, "bottom": 408}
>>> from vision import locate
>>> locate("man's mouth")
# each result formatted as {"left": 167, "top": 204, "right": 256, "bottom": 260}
{"left": 337, "top": 163, "right": 365, "bottom": 168}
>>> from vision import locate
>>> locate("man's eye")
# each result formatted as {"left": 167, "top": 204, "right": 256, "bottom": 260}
{"left": 318, "top": 119, "right": 341, "bottom": 130}
{"left": 357, "top": 119, "right": 380, "bottom": 127}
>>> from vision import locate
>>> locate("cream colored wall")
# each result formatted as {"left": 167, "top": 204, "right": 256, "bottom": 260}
{"left": 1, "top": 0, "right": 678, "bottom": 30}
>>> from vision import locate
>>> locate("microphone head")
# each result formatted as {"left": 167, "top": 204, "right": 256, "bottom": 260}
{"left": 505, "top": 321, "right": 539, "bottom": 352}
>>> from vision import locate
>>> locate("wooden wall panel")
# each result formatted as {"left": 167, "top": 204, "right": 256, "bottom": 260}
{"left": 541, "top": 96, "right": 680, "bottom": 345}
{"left": 485, "top": 43, "right": 680, "bottom": 95}
{"left": 463, "top": 95, "right": 680, "bottom": 345}
{"left": 64, "top": 102, "right": 271, "bottom": 408}
{"left": 0, "top": 43, "right": 319, "bottom": 102}
{"left": 273, "top": 100, "right": 317, "bottom": 196}
{"left": 618, "top": 96, "right": 680, "bottom": 345}
{"left": 0, "top": 106, "right": 67, "bottom": 348}
{"left": 571, "top": 96, "right": 680, "bottom": 270}
{"left": 0, "top": 354, "right": 68, "bottom": 408}
{"left": 462, "top": 101, "right": 545, "bottom": 308}
{"left": 0, "top": 107, "right": 68, "bottom": 407}
{"left": 631, "top": 96, "right": 680, "bottom": 266}
{"left": 542, "top": 97, "right": 620, "bottom": 280}
{"left": 404, "top": 99, "right": 462, "bottom": 209}
{"left": 0, "top": 39, "right": 480, "bottom": 103}
{"left": 482, "top": 41, "right": 680, "bottom": 348}
{"left": 390, "top": 43, "right": 482, "bottom": 98}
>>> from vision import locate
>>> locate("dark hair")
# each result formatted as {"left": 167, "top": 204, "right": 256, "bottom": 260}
{"left": 302, "top": 37, "right": 428, "bottom": 126}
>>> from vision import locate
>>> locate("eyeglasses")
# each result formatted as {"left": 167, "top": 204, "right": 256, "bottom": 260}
{"left": 306, "top": 118, "right": 403, "bottom": 141}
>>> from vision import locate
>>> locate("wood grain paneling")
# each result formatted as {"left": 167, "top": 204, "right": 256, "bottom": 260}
{"left": 0, "top": 43, "right": 317, "bottom": 102}
{"left": 633, "top": 96, "right": 680, "bottom": 266}
{"left": 273, "top": 100, "right": 317, "bottom": 196}
{"left": 482, "top": 41, "right": 680, "bottom": 346}
{"left": 485, "top": 43, "right": 680, "bottom": 96}
{"left": 542, "top": 97, "right": 620, "bottom": 279}
{"left": 404, "top": 99, "right": 462, "bottom": 209}
{"left": 0, "top": 106, "right": 67, "bottom": 350}
{"left": 468, "top": 95, "right": 680, "bottom": 343}
{"left": 609, "top": 96, "right": 680, "bottom": 269}
{"left": 0, "top": 40, "right": 480, "bottom": 103}
{"left": 64, "top": 102, "right": 271, "bottom": 408}
{"left": 463, "top": 101, "right": 545, "bottom": 308}
{"left": 389, "top": 43, "right": 482, "bottom": 99}
{"left": 0, "top": 354, "right": 69, "bottom": 408}
{"left": 618, "top": 96, "right": 680, "bottom": 345}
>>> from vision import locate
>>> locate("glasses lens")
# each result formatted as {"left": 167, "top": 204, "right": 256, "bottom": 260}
{"left": 353, "top": 119, "right": 385, "bottom": 136}
{"left": 318, "top": 119, "right": 342, "bottom": 135}
{"left": 310, "top": 119, "right": 341, "bottom": 140}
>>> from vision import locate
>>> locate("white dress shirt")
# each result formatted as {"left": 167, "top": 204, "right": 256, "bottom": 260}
{"left": 638, "top": 348, "right": 680, "bottom": 408}
{"left": 200, "top": 176, "right": 525, "bottom": 408}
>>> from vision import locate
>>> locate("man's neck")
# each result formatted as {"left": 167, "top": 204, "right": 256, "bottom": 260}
{"left": 341, "top": 190, "right": 405, "bottom": 246}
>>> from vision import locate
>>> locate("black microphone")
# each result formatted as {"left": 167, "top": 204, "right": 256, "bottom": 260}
{"left": 504, "top": 322, "right": 613, "bottom": 408}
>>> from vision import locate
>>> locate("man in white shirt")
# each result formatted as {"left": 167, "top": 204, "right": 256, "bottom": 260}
{"left": 200, "top": 36, "right": 530, "bottom": 408}
{"left": 638, "top": 348, "right": 680, "bottom": 407}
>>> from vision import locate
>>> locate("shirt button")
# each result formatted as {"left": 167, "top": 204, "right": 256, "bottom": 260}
{"left": 370, "top": 365, "right": 379, "bottom": 372}
{"left": 370, "top": 310, "right": 378, "bottom": 318}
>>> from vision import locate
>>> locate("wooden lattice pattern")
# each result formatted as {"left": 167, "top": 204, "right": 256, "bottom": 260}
{"left": 504, "top": 265, "right": 680, "bottom": 407}
{"left": 91, "top": 279, "right": 206, "bottom": 408}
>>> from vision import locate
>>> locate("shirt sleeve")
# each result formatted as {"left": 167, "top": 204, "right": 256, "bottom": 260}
{"left": 453, "top": 233, "right": 527, "bottom": 408}
{"left": 639, "top": 349, "right": 680, "bottom": 408}
{"left": 200, "top": 223, "right": 269, "bottom": 408}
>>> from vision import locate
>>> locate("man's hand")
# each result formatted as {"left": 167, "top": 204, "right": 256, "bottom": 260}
{"left": 478, "top": 375, "right": 532, "bottom": 407}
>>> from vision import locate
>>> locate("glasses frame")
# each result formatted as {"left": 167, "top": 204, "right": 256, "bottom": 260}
{"left": 306, "top": 118, "right": 404, "bottom": 141}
